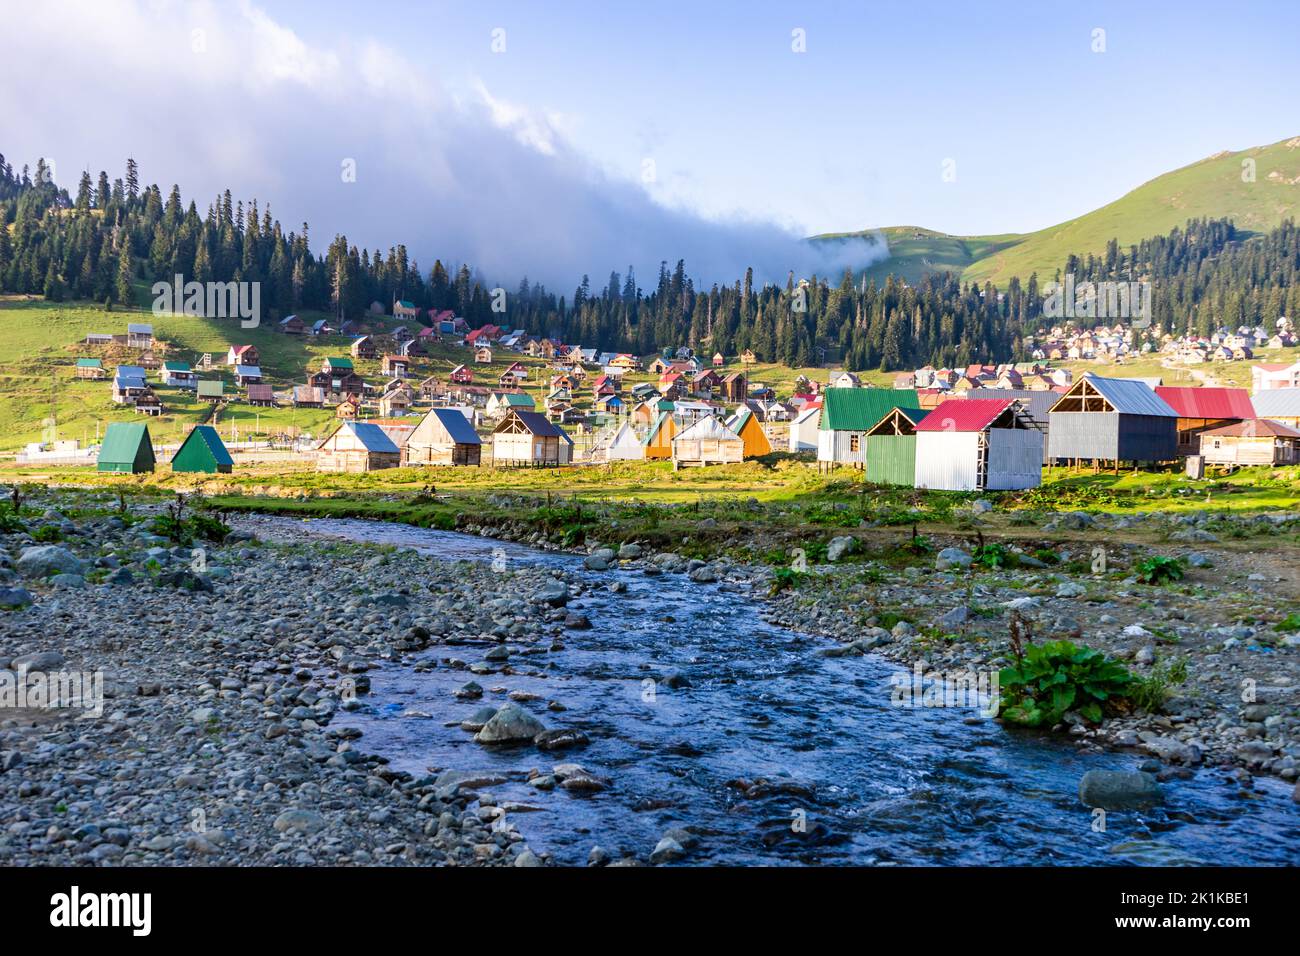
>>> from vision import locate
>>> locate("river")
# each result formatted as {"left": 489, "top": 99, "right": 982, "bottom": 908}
{"left": 259, "top": 516, "right": 1300, "bottom": 866}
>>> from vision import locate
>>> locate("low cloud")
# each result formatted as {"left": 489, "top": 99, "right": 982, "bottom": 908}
{"left": 0, "top": 0, "right": 887, "bottom": 289}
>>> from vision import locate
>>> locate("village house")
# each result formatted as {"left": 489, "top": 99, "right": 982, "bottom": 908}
{"left": 351, "top": 336, "right": 378, "bottom": 360}
{"left": 418, "top": 375, "right": 442, "bottom": 400}
{"left": 315, "top": 421, "right": 402, "bottom": 472}
{"left": 1250, "top": 388, "right": 1300, "bottom": 427}
{"left": 133, "top": 387, "right": 163, "bottom": 416}
{"left": 335, "top": 395, "right": 360, "bottom": 419}
{"left": 393, "top": 300, "right": 421, "bottom": 323}
{"left": 245, "top": 383, "right": 276, "bottom": 407}
{"left": 234, "top": 364, "right": 263, "bottom": 387}
{"left": 740, "top": 349, "right": 757, "bottom": 367}
{"left": 76, "top": 358, "right": 105, "bottom": 380}
{"left": 491, "top": 409, "right": 572, "bottom": 465}
{"left": 378, "top": 383, "right": 415, "bottom": 417}
{"left": 311, "top": 319, "right": 333, "bottom": 336}
{"left": 403, "top": 407, "right": 482, "bottom": 466}
{"left": 97, "top": 422, "right": 155, "bottom": 473}
{"left": 474, "top": 346, "right": 493, "bottom": 364}
{"left": 720, "top": 371, "right": 747, "bottom": 403}
{"left": 1252, "top": 360, "right": 1300, "bottom": 392}
{"left": 171, "top": 425, "right": 233, "bottom": 474}
{"left": 399, "top": 337, "right": 426, "bottom": 358}
{"left": 671, "top": 415, "right": 744, "bottom": 469}
{"left": 788, "top": 403, "right": 822, "bottom": 453}
{"left": 486, "top": 391, "right": 536, "bottom": 418}
{"left": 726, "top": 407, "right": 772, "bottom": 458}
{"left": 161, "top": 361, "right": 197, "bottom": 389}
{"left": 292, "top": 385, "right": 325, "bottom": 408}
{"left": 712, "top": 352, "right": 725, "bottom": 368}
{"left": 642, "top": 410, "right": 678, "bottom": 459}
{"left": 127, "top": 323, "right": 153, "bottom": 349}
{"left": 382, "top": 354, "right": 411, "bottom": 378}
{"left": 278, "top": 314, "right": 306, "bottom": 334}
{"left": 594, "top": 421, "right": 645, "bottom": 461}
{"left": 1154, "top": 386, "right": 1256, "bottom": 456}
{"left": 1199, "top": 419, "right": 1300, "bottom": 467}
{"left": 312, "top": 357, "right": 365, "bottom": 397}
{"left": 197, "top": 380, "right": 224, "bottom": 403}
{"left": 112, "top": 366, "right": 149, "bottom": 405}
{"left": 449, "top": 364, "right": 474, "bottom": 385}
{"left": 227, "top": 344, "right": 259, "bottom": 367}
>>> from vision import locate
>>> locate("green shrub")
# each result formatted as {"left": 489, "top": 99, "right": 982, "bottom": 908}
{"left": 31, "top": 525, "right": 63, "bottom": 542}
{"left": 998, "top": 640, "right": 1135, "bottom": 727}
{"left": 1136, "top": 555, "right": 1184, "bottom": 585}
{"left": 1129, "top": 657, "right": 1189, "bottom": 713}
{"left": 768, "top": 567, "right": 807, "bottom": 596}
{"left": 1275, "top": 613, "right": 1300, "bottom": 633}
{"left": 972, "top": 542, "right": 1012, "bottom": 569}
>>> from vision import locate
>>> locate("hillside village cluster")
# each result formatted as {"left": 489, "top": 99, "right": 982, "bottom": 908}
{"left": 32, "top": 301, "right": 1300, "bottom": 492}
{"left": 1022, "top": 317, "right": 1296, "bottom": 366}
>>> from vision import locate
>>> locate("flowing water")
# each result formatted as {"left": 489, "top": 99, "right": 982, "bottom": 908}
{"left": 259, "top": 516, "right": 1300, "bottom": 866}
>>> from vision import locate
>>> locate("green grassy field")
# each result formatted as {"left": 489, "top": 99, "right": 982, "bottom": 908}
{"left": 817, "top": 135, "right": 1300, "bottom": 287}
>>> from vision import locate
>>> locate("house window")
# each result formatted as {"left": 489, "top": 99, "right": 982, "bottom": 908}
{"left": 849, "top": 434, "right": 860, "bottom": 453}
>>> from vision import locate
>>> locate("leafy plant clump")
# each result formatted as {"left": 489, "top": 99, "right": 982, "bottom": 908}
{"left": 972, "top": 542, "right": 1012, "bottom": 570}
{"left": 768, "top": 566, "right": 808, "bottom": 596}
{"left": 1274, "top": 613, "right": 1300, "bottom": 633}
{"left": 1129, "top": 657, "right": 1189, "bottom": 713}
{"left": 998, "top": 640, "right": 1135, "bottom": 727}
{"left": 1135, "top": 555, "right": 1185, "bottom": 585}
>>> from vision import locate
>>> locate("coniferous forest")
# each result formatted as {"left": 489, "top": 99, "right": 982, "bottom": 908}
{"left": 2, "top": 152, "right": 1299, "bottom": 371}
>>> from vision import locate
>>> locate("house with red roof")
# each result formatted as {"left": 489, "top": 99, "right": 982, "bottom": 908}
{"left": 1154, "top": 386, "right": 1255, "bottom": 456}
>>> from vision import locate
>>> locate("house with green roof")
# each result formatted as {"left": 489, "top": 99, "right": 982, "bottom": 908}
{"left": 161, "top": 361, "right": 197, "bottom": 389}
{"left": 171, "top": 425, "right": 233, "bottom": 474}
{"left": 75, "top": 358, "right": 105, "bottom": 380}
{"left": 817, "top": 387, "right": 919, "bottom": 467}
{"left": 97, "top": 422, "right": 155, "bottom": 473}
{"left": 197, "top": 380, "right": 224, "bottom": 402}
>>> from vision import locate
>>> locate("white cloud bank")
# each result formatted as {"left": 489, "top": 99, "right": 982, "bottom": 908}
{"left": 0, "top": 0, "right": 887, "bottom": 289}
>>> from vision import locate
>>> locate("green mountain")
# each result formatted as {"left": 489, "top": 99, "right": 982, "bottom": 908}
{"left": 817, "top": 135, "right": 1300, "bottom": 287}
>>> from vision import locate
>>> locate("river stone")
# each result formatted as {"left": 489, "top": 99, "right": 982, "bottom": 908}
{"left": 650, "top": 836, "right": 686, "bottom": 864}
{"left": 935, "top": 548, "right": 972, "bottom": 571}
{"left": 17, "top": 545, "right": 87, "bottom": 579}
{"left": 273, "top": 808, "right": 326, "bottom": 834}
{"left": 49, "top": 573, "right": 86, "bottom": 589}
{"left": 0, "top": 587, "right": 35, "bottom": 609}
{"left": 938, "top": 605, "right": 970, "bottom": 629}
{"left": 1078, "top": 770, "right": 1162, "bottom": 809}
{"left": 476, "top": 703, "right": 546, "bottom": 744}
{"left": 1056, "top": 582, "right": 1087, "bottom": 598}
{"left": 535, "top": 728, "right": 590, "bottom": 752}
{"left": 454, "top": 681, "right": 484, "bottom": 700}
{"left": 532, "top": 580, "right": 569, "bottom": 607}
{"left": 688, "top": 565, "right": 718, "bottom": 584}
{"left": 826, "top": 536, "right": 856, "bottom": 562}
{"left": 617, "top": 543, "right": 643, "bottom": 560}
{"left": 12, "top": 650, "right": 64, "bottom": 672}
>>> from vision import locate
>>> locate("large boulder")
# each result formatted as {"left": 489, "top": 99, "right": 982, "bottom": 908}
{"left": 826, "top": 536, "right": 857, "bottom": 562}
{"left": 532, "top": 580, "right": 570, "bottom": 607}
{"left": 0, "top": 587, "right": 35, "bottom": 609}
{"left": 16, "top": 545, "right": 87, "bottom": 579}
{"left": 1078, "top": 770, "right": 1162, "bottom": 809}
{"left": 935, "top": 548, "right": 972, "bottom": 571}
{"left": 475, "top": 703, "right": 546, "bottom": 744}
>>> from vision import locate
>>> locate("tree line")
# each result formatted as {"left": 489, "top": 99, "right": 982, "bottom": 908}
{"left": 1, "top": 151, "right": 1296, "bottom": 371}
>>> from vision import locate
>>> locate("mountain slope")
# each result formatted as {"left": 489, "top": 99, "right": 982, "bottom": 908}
{"left": 817, "top": 135, "right": 1300, "bottom": 287}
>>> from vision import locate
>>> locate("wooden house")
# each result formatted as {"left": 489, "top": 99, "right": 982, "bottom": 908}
{"left": 161, "top": 361, "right": 197, "bottom": 389}
{"left": 393, "top": 299, "right": 421, "bottom": 322}
{"left": 914, "top": 398, "right": 1042, "bottom": 491}
{"left": 378, "top": 383, "right": 414, "bottom": 417}
{"left": 133, "top": 388, "right": 163, "bottom": 416}
{"left": 335, "top": 396, "right": 360, "bottom": 419}
{"left": 278, "top": 314, "right": 306, "bottom": 334}
{"left": 403, "top": 407, "right": 482, "bottom": 466}
{"left": 234, "top": 364, "right": 262, "bottom": 387}
{"left": 720, "top": 371, "right": 747, "bottom": 402}
{"left": 111, "top": 367, "right": 150, "bottom": 405}
{"left": 740, "top": 349, "right": 757, "bottom": 367}
{"left": 227, "top": 344, "right": 259, "bottom": 367}
{"left": 491, "top": 409, "right": 571, "bottom": 465}
{"left": 245, "top": 383, "right": 276, "bottom": 407}
{"left": 1249, "top": 388, "right": 1300, "bottom": 427}
{"left": 692, "top": 369, "right": 722, "bottom": 398}
{"left": 76, "top": 358, "right": 105, "bottom": 379}
{"left": 1047, "top": 374, "right": 1179, "bottom": 465}
{"left": 127, "top": 323, "right": 153, "bottom": 349}
{"left": 311, "top": 319, "right": 333, "bottom": 336}
{"left": 474, "top": 346, "right": 493, "bottom": 364}
{"left": 818, "top": 388, "right": 919, "bottom": 467}
{"left": 418, "top": 375, "right": 442, "bottom": 400}
{"left": 171, "top": 425, "right": 233, "bottom": 474}
{"left": 712, "top": 352, "right": 725, "bottom": 368}
{"left": 382, "top": 354, "right": 411, "bottom": 378}
{"left": 727, "top": 407, "right": 772, "bottom": 458}
{"left": 450, "top": 364, "right": 474, "bottom": 385}
{"left": 1154, "top": 386, "right": 1256, "bottom": 456}
{"left": 671, "top": 415, "right": 743, "bottom": 469}
{"left": 487, "top": 391, "right": 537, "bottom": 418}
{"left": 315, "top": 421, "right": 401, "bottom": 472}
{"left": 351, "top": 336, "right": 377, "bottom": 360}
{"left": 863, "top": 407, "right": 929, "bottom": 486}
{"left": 1199, "top": 419, "right": 1300, "bottom": 467}
{"left": 97, "top": 422, "right": 155, "bottom": 473}
{"left": 293, "top": 385, "right": 324, "bottom": 407}
{"left": 197, "top": 380, "right": 224, "bottom": 403}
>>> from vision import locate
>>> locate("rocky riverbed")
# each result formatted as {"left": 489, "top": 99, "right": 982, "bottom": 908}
{"left": 1, "top": 490, "right": 1297, "bottom": 867}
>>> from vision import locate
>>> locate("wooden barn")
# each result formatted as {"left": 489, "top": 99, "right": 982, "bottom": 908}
{"left": 864, "top": 406, "right": 929, "bottom": 486}
{"left": 1154, "top": 386, "right": 1256, "bottom": 456}
{"left": 727, "top": 407, "right": 772, "bottom": 457}
{"left": 350, "top": 336, "right": 377, "bottom": 360}
{"left": 403, "top": 407, "right": 482, "bottom": 466}
{"left": 818, "top": 388, "right": 919, "bottom": 467}
{"left": 171, "top": 425, "right": 233, "bottom": 474}
{"left": 642, "top": 410, "right": 678, "bottom": 459}
{"left": 915, "top": 398, "right": 1042, "bottom": 491}
{"left": 1047, "top": 374, "right": 1179, "bottom": 466}
{"left": 492, "top": 409, "right": 572, "bottom": 466}
{"left": 97, "top": 422, "right": 155, "bottom": 473}
{"left": 315, "top": 421, "right": 402, "bottom": 472}
{"left": 245, "top": 383, "right": 276, "bottom": 407}
{"left": 1199, "top": 419, "right": 1300, "bottom": 467}
{"left": 671, "top": 415, "right": 743, "bottom": 469}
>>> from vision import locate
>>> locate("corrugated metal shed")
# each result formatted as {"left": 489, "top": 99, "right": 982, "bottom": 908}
{"left": 430, "top": 408, "right": 482, "bottom": 446}
{"left": 347, "top": 422, "right": 401, "bottom": 454}
{"left": 820, "top": 388, "right": 919, "bottom": 431}
{"left": 1154, "top": 387, "right": 1255, "bottom": 420}
{"left": 916, "top": 398, "right": 1013, "bottom": 432}
{"left": 955, "top": 389, "right": 1054, "bottom": 462}
{"left": 1055, "top": 374, "right": 1177, "bottom": 417}
{"left": 1047, "top": 374, "right": 1178, "bottom": 462}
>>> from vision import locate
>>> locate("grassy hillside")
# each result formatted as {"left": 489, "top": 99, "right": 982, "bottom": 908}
{"left": 817, "top": 135, "right": 1300, "bottom": 287}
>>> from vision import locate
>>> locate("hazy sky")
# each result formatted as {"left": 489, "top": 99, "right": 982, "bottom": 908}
{"left": 2, "top": 0, "right": 1296, "bottom": 288}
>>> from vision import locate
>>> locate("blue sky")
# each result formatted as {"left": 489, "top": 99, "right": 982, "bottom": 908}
{"left": 3, "top": 0, "right": 1297, "bottom": 285}
{"left": 258, "top": 0, "right": 1300, "bottom": 236}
